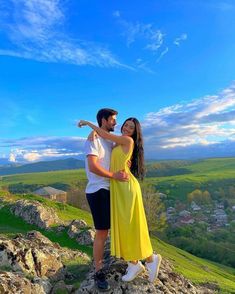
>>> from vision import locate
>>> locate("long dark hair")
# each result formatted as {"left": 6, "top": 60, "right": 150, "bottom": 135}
{"left": 121, "top": 117, "right": 145, "bottom": 180}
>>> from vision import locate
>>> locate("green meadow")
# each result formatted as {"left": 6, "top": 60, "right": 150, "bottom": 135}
{"left": 1, "top": 158, "right": 235, "bottom": 203}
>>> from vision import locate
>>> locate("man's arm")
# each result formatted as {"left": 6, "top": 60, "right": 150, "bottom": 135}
{"left": 87, "top": 155, "right": 129, "bottom": 181}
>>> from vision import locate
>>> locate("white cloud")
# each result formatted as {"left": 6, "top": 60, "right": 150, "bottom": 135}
{"left": 2, "top": 83, "right": 235, "bottom": 161}
{"left": 0, "top": 0, "right": 127, "bottom": 68}
{"left": 142, "top": 83, "right": 235, "bottom": 157}
{"left": 116, "top": 18, "right": 165, "bottom": 51}
{"left": 0, "top": 136, "right": 86, "bottom": 163}
{"left": 114, "top": 12, "right": 186, "bottom": 67}
{"left": 135, "top": 58, "right": 155, "bottom": 74}
{"left": 145, "top": 30, "right": 165, "bottom": 52}
{"left": 174, "top": 33, "right": 187, "bottom": 46}
{"left": 156, "top": 47, "right": 169, "bottom": 63}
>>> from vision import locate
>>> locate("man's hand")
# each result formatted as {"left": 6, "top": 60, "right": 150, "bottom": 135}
{"left": 113, "top": 170, "right": 130, "bottom": 181}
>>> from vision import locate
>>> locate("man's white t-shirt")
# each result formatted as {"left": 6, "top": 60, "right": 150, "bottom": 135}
{"left": 85, "top": 137, "right": 113, "bottom": 193}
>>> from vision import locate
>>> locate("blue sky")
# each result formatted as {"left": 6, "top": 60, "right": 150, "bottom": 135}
{"left": 1, "top": 0, "right": 235, "bottom": 164}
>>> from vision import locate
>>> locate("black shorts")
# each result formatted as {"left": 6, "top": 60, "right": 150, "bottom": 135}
{"left": 86, "top": 188, "right": 110, "bottom": 230}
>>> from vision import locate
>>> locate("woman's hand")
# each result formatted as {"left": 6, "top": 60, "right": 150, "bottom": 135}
{"left": 78, "top": 120, "right": 88, "bottom": 127}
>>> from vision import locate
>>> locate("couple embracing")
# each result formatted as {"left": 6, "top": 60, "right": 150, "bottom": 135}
{"left": 78, "top": 108, "right": 162, "bottom": 292}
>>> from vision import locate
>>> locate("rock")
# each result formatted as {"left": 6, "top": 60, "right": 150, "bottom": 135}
{"left": 77, "top": 239, "right": 217, "bottom": 294}
{"left": 0, "top": 271, "right": 52, "bottom": 294}
{"left": 32, "top": 277, "right": 53, "bottom": 294}
{"left": 0, "top": 231, "right": 89, "bottom": 283}
{"left": 56, "top": 225, "right": 67, "bottom": 232}
{"left": 0, "top": 232, "right": 64, "bottom": 280}
{"left": 67, "top": 219, "right": 88, "bottom": 238}
{"left": 76, "top": 229, "right": 95, "bottom": 245}
{"left": 10, "top": 199, "right": 62, "bottom": 229}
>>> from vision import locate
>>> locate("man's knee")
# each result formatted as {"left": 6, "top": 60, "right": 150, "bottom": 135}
{"left": 95, "top": 229, "right": 108, "bottom": 240}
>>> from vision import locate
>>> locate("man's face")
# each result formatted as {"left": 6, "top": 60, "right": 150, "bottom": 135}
{"left": 102, "top": 115, "right": 117, "bottom": 132}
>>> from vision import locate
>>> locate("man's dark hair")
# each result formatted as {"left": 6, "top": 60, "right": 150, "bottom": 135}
{"left": 96, "top": 108, "right": 118, "bottom": 127}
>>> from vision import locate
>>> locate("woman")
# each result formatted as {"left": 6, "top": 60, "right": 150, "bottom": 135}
{"left": 79, "top": 117, "right": 162, "bottom": 283}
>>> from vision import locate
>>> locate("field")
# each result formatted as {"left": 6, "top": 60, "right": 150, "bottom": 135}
{"left": 145, "top": 157, "right": 235, "bottom": 202}
{"left": 2, "top": 158, "right": 235, "bottom": 203}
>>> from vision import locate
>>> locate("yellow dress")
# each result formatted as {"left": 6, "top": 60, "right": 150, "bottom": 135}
{"left": 110, "top": 145, "right": 153, "bottom": 261}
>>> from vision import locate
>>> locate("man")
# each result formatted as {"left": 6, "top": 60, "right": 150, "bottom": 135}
{"left": 83, "top": 108, "right": 129, "bottom": 291}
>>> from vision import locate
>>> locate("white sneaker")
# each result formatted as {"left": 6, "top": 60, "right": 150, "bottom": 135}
{"left": 122, "top": 261, "right": 145, "bottom": 282}
{"left": 146, "top": 254, "right": 162, "bottom": 283}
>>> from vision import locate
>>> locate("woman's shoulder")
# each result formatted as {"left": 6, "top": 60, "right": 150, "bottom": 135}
{"left": 122, "top": 135, "right": 134, "bottom": 144}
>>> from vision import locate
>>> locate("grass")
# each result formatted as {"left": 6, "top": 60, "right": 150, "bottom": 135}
{"left": 0, "top": 169, "right": 87, "bottom": 188}
{"left": 0, "top": 192, "right": 235, "bottom": 293}
{"left": 152, "top": 238, "right": 235, "bottom": 294}
{"left": 0, "top": 205, "right": 92, "bottom": 255}
{"left": 62, "top": 256, "right": 90, "bottom": 288}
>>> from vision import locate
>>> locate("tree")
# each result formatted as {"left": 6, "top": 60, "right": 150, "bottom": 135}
{"left": 187, "top": 189, "right": 211, "bottom": 204}
{"left": 141, "top": 183, "right": 166, "bottom": 234}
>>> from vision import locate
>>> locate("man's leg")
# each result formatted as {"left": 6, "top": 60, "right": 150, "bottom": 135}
{"left": 86, "top": 189, "right": 111, "bottom": 291}
{"left": 93, "top": 229, "right": 109, "bottom": 272}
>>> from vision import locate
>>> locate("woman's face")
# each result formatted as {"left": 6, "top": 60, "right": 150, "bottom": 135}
{"left": 122, "top": 120, "right": 135, "bottom": 137}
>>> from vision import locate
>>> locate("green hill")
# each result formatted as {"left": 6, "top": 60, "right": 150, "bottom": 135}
{"left": 0, "top": 158, "right": 85, "bottom": 176}
{"left": 0, "top": 169, "right": 87, "bottom": 188}
{"left": 2, "top": 157, "right": 235, "bottom": 203}
{"left": 145, "top": 157, "right": 235, "bottom": 202}
{"left": 0, "top": 192, "right": 234, "bottom": 293}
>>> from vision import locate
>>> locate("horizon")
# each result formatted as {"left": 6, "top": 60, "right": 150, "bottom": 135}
{"left": 1, "top": 0, "right": 235, "bottom": 164}
{"left": 2, "top": 155, "right": 235, "bottom": 169}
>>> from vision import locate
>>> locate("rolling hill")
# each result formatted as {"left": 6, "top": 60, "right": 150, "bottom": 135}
{"left": 0, "top": 158, "right": 85, "bottom": 176}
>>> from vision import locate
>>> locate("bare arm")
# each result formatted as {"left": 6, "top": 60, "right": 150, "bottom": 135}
{"left": 87, "top": 155, "right": 129, "bottom": 181}
{"left": 78, "top": 120, "right": 133, "bottom": 146}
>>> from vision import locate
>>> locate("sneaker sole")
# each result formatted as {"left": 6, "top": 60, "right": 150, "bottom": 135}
{"left": 150, "top": 254, "right": 162, "bottom": 283}
{"left": 122, "top": 264, "right": 145, "bottom": 282}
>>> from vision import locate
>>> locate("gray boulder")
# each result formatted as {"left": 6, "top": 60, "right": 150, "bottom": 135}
{"left": 10, "top": 199, "right": 62, "bottom": 229}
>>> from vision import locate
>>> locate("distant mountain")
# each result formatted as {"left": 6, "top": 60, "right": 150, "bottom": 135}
{"left": 0, "top": 158, "right": 85, "bottom": 176}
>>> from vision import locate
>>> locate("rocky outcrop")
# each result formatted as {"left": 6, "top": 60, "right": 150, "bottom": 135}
{"left": 68, "top": 219, "right": 95, "bottom": 245}
{"left": 0, "top": 271, "right": 52, "bottom": 294}
{"left": 77, "top": 240, "right": 217, "bottom": 294}
{"left": 10, "top": 199, "right": 62, "bottom": 229}
{"left": 68, "top": 219, "right": 88, "bottom": 238}
{"left": 76, "top": 229, "right": 95, "bottom": 245}
{"left": 0, "top": 231, "right": 90, "bottom": 293}
{"left": 1, "top": 197, "right": 219, "bottom": 293}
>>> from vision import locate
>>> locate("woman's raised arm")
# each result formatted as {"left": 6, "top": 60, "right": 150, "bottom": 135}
{"left": 78, "top": 120, "right": 133, "bottom": 146}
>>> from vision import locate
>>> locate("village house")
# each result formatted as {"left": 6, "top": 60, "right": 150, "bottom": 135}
{"left": 212, "top": 208, "right": 228, "bottom": 226}
{"left": 180, "top": 216, "right": 195, "bottom": 225}
{"left": 166, "top": 207, "right": 176, "bottom": 222}
{"left": 33, "top": 186, "right": 67, "bottom": 204}
{"left": 191, "top": 201, "right": 201, "bottom": 211}
{"left": 179, "top": 210, "right": 191, "bottom": 217}
{"left": 216, "top": 203, "right": 224, "bottom": 209}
